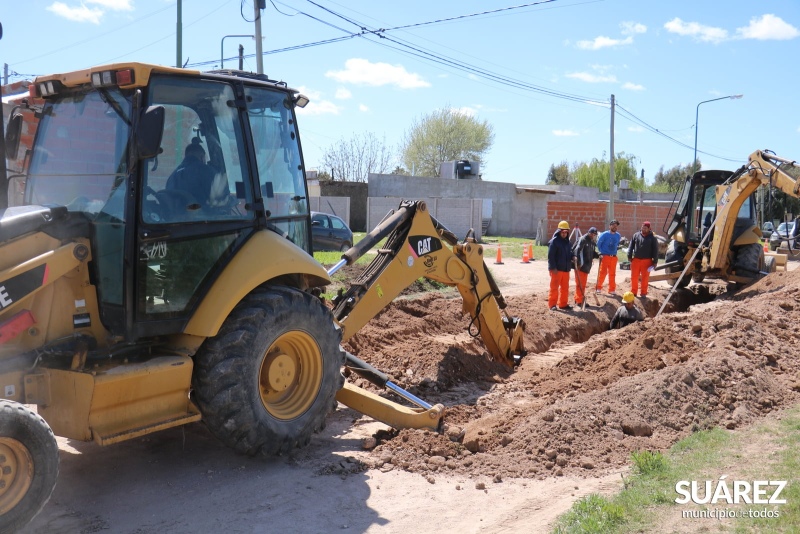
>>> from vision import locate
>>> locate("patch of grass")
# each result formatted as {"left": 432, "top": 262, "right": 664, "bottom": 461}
{"left": 630, "top": 450, "right": 669, "bottom": 476}
{"left": 552, "top": 428, "right": 734, "bottom": 533}
{"left": 553, "top": 494, "right": 625, "bottom": 534}
{"left": 732, "top": 408, "right": 800, "bottom": 533}
{"left": 482, "top": 235, "right": 544, "bottom": 260}
{"left": 552, "top": 410, "right": 800, "bottom": 534}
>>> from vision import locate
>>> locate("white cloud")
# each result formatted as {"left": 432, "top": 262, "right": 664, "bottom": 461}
{"left": 87, "top": 0, "right": 133, "bottom": 10}
{"left": 335, "top": 88, "right": 352, "bottom": 100}
{"left": 621, "top": 21, "right": 646, "bottom": 35}
{"left": 451, "top": 106, "right": 477, "bottom": 117}
{"left": 622, "top": 82, "right": 645, "bottom": 91}
{"left": 47, "top": 2, "right": 104, "bottom": 24}
{"left": 297, "top": 100, "right": 341, "bottom": 116}
{"left": 47, "top": 0, "right": 132, "bottom": 24}
{"left": 359, "top": 104, "right": 369, "bottom": 112}
{"left": 566, "top": 72, "right": 618, "bottom": 83}
{"left": 294, "top": 86, "right": 341, "bottom": 116}
{"left": 627, "top": 125, "right": 644, "bottom": 133}
{"left": 576, "top": 21, "right": 643, "bottom": 50}
{"left": 325, "top": 58, "right": 430, "bottom": 89}
{"left": 664, "top": 17, "right": 729, "bottom": 43}
{"left": 553, "top": 129, "right": 579, "bottom": 137}
{"left": 736, "top": 14, "right": 799, "bottom": 40}
{"left": 576, "top": 35, "right": 633, "bottom": 50}
{"left": 665, "top": 14, "right": 798, "bottom": 43}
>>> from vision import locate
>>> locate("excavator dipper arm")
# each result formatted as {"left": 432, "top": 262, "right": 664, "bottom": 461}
{"left": 329, "top": 200, "right": 526, "bottom": 431}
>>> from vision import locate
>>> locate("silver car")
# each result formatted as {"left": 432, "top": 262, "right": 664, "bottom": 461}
{"left": 769, "top": 221, "right": 797, "bottom": 251}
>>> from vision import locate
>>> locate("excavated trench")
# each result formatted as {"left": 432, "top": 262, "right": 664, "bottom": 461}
{"left": 335, "top": 268, "right": 800, "bottom": 482}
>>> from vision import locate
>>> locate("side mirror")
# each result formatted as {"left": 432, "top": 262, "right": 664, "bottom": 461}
{"left": 311, "top": 220, "right": 321, "bottom": 226}
{"left": 5, "top": 114, "right": 23, "bottom": 159}
{"left": 137, "top": 105, "right": 165, "bottom": 160}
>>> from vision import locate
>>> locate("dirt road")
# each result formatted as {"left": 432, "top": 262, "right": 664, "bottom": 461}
{"left": 24, "top": 252, "right": 800, "bottom": 533}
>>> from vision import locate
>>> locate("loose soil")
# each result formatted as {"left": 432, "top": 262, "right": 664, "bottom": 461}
{"left": 344, "top": 255, "right": 800, "bottom": 484}
{"left": 24, "top": 251, "right": 800, "bottom": 533}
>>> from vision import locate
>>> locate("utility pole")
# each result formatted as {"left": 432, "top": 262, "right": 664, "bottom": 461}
{"left": 238, "top": 44, "right": 244, "bottom": 71}
{"left": 254, "top": 0, "right": 264, "bottom": 74}
{"left": 176, "top": 0, "right": 182, "bottom": 68}
{"left": 608, "top": 94, "right": 615, "bottom": 224}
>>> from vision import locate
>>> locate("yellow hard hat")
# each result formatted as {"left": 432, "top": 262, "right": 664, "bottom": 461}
{"left": 557, "top": 221, "right": 570, "bottom": 230}
{"left": 622, "top": 291, "right": 635, "bottom": 303}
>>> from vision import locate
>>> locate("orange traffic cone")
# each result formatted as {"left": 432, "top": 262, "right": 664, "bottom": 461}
{"left": 521, "top": 244, "right": 530, "bottom": 263}
{"left": 494, "top": 246, "right": 504, "bottom": 265}
{"left": 529, "top": 243, "right": 535, "bottom": 261}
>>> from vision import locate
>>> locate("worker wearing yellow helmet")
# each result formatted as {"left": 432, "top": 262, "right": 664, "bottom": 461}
{"left": 548, "top": 220, "right": 574, "bottom": 311}
{"left": 610, "top": 291, "right": 645, "bottom": 329}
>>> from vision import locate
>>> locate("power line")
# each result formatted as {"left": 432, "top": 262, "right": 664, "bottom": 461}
{"left": 305, "top": 0, "right": 559, "bottom": 32}
{"left": 616, "top": 103, "right": 742, "bottom": 164}
{"left": 190, "top": 0, "right": 606, "bottom": 105}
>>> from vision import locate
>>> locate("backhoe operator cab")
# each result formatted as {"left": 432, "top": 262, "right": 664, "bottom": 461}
{"left": 656, "top": 150, "right": 799, "bottom": 288}
{"left": 19, "top": 64, "right": 320, "bottom": 334}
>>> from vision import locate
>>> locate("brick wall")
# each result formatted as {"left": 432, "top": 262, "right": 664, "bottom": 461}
{"left": 547, "top": 201, "right": 677, "bottom": 241}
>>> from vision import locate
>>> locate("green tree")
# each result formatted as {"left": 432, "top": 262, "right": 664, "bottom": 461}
{"left": 320, "top": 132, "right": 394, "bottom": 182}
{"left": 390, "top": 165, "right": 408, "bottom": 175}
{"left": 649, "top": 163, "right": 694, "bottom": 193}
{"left": 572, "top": 152, "right": 643, "bottom": 192}
{"left": 401, "top": 108, "right": 493, "bottom": 177}
{"left": 546, "top": 161, "right": 572, "bottom": 185}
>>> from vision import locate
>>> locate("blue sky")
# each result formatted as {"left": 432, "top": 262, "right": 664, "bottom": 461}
{"left": 2, "top": 0, "right": 799, "bottom": 185}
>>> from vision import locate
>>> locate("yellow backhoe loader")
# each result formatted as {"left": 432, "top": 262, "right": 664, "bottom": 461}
{"left": 651, "top": 150, "right": 799, "bottom": 288}
{"left": 0, "top": 63, "right": 525, "bottom": 531}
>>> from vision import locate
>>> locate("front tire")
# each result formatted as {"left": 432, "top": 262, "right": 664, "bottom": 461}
{"left": 0, "top": 401, "right": 59, "bottom": 534}
{"left": 192, "top": 286, "right": 345, "bottom": 456}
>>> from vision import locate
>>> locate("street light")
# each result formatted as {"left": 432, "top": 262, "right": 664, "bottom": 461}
{"left": 220, "top": 34, "right": 255, "bottom": 69}
{"left": 692, "top": 94, "right": 743, "bottom": 174}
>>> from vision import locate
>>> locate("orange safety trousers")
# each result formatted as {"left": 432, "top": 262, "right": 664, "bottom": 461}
{"left": 548, "top": 270, "right": 570, "bottom": 308}
{"left": 574, "top": 270, "right": 589, "bottom": 305}
{"left": 630, "top": 257, "right": 654, "bottom": 296}
{"left": 596, "top": 255, "right": 618, "bottom": 292}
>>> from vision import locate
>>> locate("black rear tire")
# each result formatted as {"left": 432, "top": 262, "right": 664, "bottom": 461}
{"left": 732, "top": 243, "right": 763, "bottom": 278}
{"left": 0, "top": 401, "right": 59, "bottom": 534}
{"left": 192, "top": 286, "right": 344, "bottom": 456}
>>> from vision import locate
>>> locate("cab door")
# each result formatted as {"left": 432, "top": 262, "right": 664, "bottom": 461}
{"left": 135, "top": 76, "right": 256, "bottom": 337}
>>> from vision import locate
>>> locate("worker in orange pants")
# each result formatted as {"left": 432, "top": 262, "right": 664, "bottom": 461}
{"left": 548, "top": 221, "right": 574, "bottom": 310}
{"left": 627, "top": 221, "right": 659, "bottom": 297}
{"left": 596, "top": 220, "right": 621, "bottom": 293}
{"left": 573, "top": 226, "right": 599, "bottom": 307}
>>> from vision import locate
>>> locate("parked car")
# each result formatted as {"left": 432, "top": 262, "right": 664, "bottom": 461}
{"left": 769, "top": 221, "right": 797, "bottom": 251}
{"left": 761, "top": 222, "right": 774, "bottom": 240}
{"left": 311, "top": 211, "right": 353, "bottom": 252}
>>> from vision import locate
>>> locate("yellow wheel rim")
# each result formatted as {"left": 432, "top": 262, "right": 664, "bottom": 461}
{"left": 258, "top": 331, "right": 323, "bottom": 420}
{"left": 0, "top": 438, "right": 34, "bottom": 514}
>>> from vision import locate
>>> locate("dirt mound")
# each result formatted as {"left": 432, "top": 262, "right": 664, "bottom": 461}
{"left": 347, "top": 269, "right": 800, "bottom": 481}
